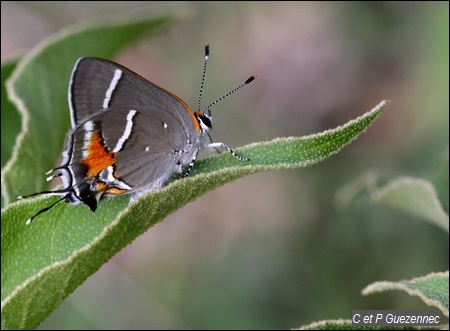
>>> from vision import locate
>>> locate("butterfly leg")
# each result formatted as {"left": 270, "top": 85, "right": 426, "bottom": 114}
{"left": 207, "top": 142, "right": 249, "bottom": 162}
{"left": 182, "top": 148, "right": 200, "bottom": 178}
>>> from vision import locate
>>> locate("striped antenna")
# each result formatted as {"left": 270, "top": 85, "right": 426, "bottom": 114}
{"left": 203, "top": 75, "right": 256, "bottom": 116}
{"left": 198, "top": 44, "right": 210, "bottom": 110}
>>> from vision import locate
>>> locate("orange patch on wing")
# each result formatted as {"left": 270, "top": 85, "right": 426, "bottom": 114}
{"left": 104, "top": 187, "right": 127, "bottom": 195}
{"left": 95, "top": 182, "right": 107, "bottom": 192}
{"left": 95, "top": 182, "right": 127, "bottom": 196}
{"left": 81, "top": 130, "right": 116, "bottom": 177}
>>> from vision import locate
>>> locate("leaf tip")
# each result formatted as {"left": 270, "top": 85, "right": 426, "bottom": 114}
{"left": 378, "top": 99, "right": 390, "bottom": 110}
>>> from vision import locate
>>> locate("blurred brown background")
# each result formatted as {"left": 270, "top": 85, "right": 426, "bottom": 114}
{"left": 2, "top": 1, "right": 448, "bottom": 329}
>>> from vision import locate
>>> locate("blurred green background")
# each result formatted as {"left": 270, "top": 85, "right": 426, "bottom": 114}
{"left": 2, "top": 1, "right": 448, "bottom": 329}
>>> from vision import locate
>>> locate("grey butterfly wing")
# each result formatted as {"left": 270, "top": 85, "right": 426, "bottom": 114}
{"left": 69, "top": 58, "right": 198, "bottom": 133}
{"left": 99, "top": 107, "right": 194, "bottom": 192}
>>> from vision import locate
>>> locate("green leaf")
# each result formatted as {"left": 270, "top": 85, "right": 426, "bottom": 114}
{"left": 334, "top": 170, "right": 378, "bottom": 210}
{"left": 430, "top": 149, "right": 449, "bottom": 213}
{"left": 297, "top": 272, "right": 449, "bottom": 330}
{"left": 1, "top": 98, "right": 388, "bottom": 329}
{"left": 295, "top": 319, "right": 355, "bottom": 330}
{"left": 335, "top": 152, "right": 449, "bottom": 232}
{"left": 1, "top": 59, "right": 21, "bottom": 207}
{"left": 362, "top": 271, "right": 449, "bottom": 317}
{"left": 372, "top": 177, "right": 449, "bottom": 232}
{"left": 296, "top": 319, "right": 427, "bottom": 330}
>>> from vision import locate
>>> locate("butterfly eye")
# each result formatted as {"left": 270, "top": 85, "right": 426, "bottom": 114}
{"left": 198, "top": 113, "right": 212, "bottom": 130}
